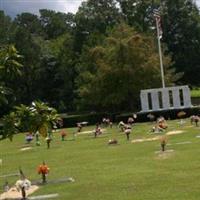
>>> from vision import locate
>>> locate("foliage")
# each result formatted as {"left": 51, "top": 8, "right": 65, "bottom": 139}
{"left": 1, "top": 101, "right": 60, "bottom": 140}
{"left": 16, "top": 101, "right": 60, "bottom": 137}
{"left": 161, "top": 0, "right": 200, "bottom": 85}
{"left": 0, "top": 11, "right": 13, "bottom": 45}
{"left": 1, "top": 112, "right": 18, "bottom": 141}
{"left": 115, "top": 106, "right": 200, "bottom": 123}
{"left": 40, "top": 9, "right": 75, "bottom": 39}
{"left": 0, "top": 45, "right": 23, "bottom": 80}
{"left": 61, "top": 112, "right": 114, "bottom": 127}
{"left": 77, "top": 24, "right": 176, "bottom": 111}
{"left": 191, "top": 88, "right": 200, "bottom": 97}
{"left": 117, "top": 0, "right": 159, "bottom": 32}
{"left": 0, "top": 44, "right": 23, "bottom": 111}
{"left": 0, "top": 0, "right": 200, "bottom": 114}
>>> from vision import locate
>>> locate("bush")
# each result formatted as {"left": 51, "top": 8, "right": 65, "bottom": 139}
{"left": 61, "top": 113, "right": 116, "bottom": 128}
{"left": 60, "top": 107, "right": 200, "bottom": 128}
{"left": 115, "top": 107, "right": 200, "bottom": 123}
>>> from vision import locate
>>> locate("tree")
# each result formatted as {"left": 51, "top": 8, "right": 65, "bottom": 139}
{"left": 77, "top": 24, "right": 176, "bottom": 111}
{"left": 14, "top": 12, "right": 43, "bottom": 35}
{"left": 0, "top": 45, "right": 23, "bottom": 113}
{"left": 0, "top": 45, "right": 23, "bottom": 81}
{"left": 1, "top": 101, "right": 60, "bottom": 141}
{"left": 0, "top": 11, "right": 13, "bottom": 45}
{"left": 40, "top": 9, "right": 75, "bottom": 39}
{"left": 161, "top": 0, "right": 200, "bottom": 86}
{"left": 16, "top": 101, "right": 60, "bottom": 137}
{"left": 117, "top": 0, "right": 159, "bottom": 32}
{"left": 12, "top": 21, "right": 42, "bottom": 104}
{"left": 74, "top": 0, "right": 121, "bottom": 52}
{"left": 1, "top": 112, "right": 18, "bottom": 141}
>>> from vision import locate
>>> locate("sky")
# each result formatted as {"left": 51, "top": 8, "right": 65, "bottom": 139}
{"left": 0, "top": 0, "right": 84, "bottom": 17}
{"left": 0, "top": 0, "right": 200, "bottom": 18}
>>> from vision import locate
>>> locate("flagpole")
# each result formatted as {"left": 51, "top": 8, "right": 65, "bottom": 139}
{"left": 155, "top": 16, "right": 165, "bottom": 88}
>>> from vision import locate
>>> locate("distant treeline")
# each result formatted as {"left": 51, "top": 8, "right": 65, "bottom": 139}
{"left": 1, "top": 0, "right": 200, "bottom": 115}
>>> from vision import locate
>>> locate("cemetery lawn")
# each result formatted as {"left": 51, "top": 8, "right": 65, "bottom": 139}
{"left": 1, "top": 119, "right": 200, "bottom": 200}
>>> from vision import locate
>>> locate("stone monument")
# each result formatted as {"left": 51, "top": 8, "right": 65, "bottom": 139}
{"left": 140, "top": 85, "right": 192, "bottom": 112}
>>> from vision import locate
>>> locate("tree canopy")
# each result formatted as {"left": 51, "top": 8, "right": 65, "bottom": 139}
{"left": 0, "top": 0, "right": 200, "bottom": 114}
{"left": 77, "top": 24, "right": 176, "bottom": 111}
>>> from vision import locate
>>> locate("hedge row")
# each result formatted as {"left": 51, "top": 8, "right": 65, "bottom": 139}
{"left": 61, "top": 113, "right": 116, "bottom": 128}
{"left": 61, "top": 106, "right": 200, "bottom": 127}
{"left": 116, "top": 107, "right": 200, "bottom": 123}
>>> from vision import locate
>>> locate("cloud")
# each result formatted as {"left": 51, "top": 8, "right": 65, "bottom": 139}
{"left": 1, "top": 0, "right": 200, "bottom": 18}
{"left": 0, "top": 0, "right": 84, "bottom": 17}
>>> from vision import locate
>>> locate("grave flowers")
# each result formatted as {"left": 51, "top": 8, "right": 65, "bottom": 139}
{"left": 37, "top": 162, "right": 50, "bottom": 184}
{"left": 16, "top": 169, "right": 31, "bottom": 200}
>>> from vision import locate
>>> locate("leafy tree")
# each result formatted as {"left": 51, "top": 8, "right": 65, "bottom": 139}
{"left": 1, "top": 101, "right": 60, "bottom": 140}
{"left": 77, "top": 24, "right": 176, "bottom": 111}
{"left": 14, "top": 12, "right": 43, "bottom": 35}
{"left": 40, "top": 9, "right": 75, "bottom": 39}
{"left": 117, "top": 0, "right": 159, "bottom": 32}
{"left": 1, "top": 112, "right": 18, "bottom": 141}
{"left": 0, "top": 11, "right": 13, "bottom": 45}
{"left": 12, "top": 22, "right": 41, "bottom": 104}
{"left": 161, "top": 0, "right": 200, "bottom": 86}
{"left": 0, "top": 45, "right": 23, "bottom": 113}
{"left": 74, "top": 0, "right": 121, "bottom": 52}
{"left": 118, "top": 0, "right": 200, "bottom": 86}
{"left": 0, "top": 45, "right": 23, "bottom": 82}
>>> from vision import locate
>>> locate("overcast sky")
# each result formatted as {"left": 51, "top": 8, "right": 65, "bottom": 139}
{"left": 0, "top": 0, "right": 200, "bottom": 18}
{"left": 0, "top": 0, "right": 84, "bottom": 17}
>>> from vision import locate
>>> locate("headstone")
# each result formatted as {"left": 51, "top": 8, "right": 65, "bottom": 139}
{"left": 140, "top": 85, "right": 192, "bottom": 112}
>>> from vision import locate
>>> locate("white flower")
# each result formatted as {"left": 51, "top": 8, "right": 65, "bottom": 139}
{"left": 16, "top": 179, "right": 31, "bottom": 191}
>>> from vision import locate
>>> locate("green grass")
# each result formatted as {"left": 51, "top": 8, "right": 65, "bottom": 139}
{"left": 191, "top": 89, "right": 200, "bottom": 97}
{"left": 1, "top": 120, "right": 200, "bottom": 200}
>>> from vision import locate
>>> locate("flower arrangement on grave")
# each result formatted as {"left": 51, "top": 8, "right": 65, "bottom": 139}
{"left": 37, "top": 162, "right": 50, "bottom": 184}
{"left": 190, "top": 115, "right": 199, "bottom": 127}
{"left": 25, "top": 132, "right": 33, "bottom": 143}
{"left": 157, "top": 117, "right": 168, "bottom": 129}
{"left": 177, "top": 111, "right": 186, "bottom": 118}
{"left": 60, "top": 130, "right": 67, "bottom": 141}
{"left": 147, "top": 113, "right": 155, "bottom": 122}
{"left": 177, "top": 111, "right": 186, "bottom": 125}
{"left": 108, "top": 139, "right": 118, "bottom": 145}
{"left": 16, "top": 169, "right": 31, "bottom": 200}
{"left": 160, "top": 136, "right": 168, "bottom": 152}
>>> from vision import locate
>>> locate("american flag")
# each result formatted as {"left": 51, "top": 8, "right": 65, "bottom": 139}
{"left": 153, "top": 9, "right": 163, "bottom": 39}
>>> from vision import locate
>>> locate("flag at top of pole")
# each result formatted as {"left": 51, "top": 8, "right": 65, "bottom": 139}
{"left": 153, "top": 8, "right": 165, "bottom": 88}
{"left": 153, "top": 9, "right": 163, "bottom": 39}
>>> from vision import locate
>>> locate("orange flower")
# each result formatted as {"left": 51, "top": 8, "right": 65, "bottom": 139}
{"left": 38, "top": 164, "right": 49, "bottom": 174}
